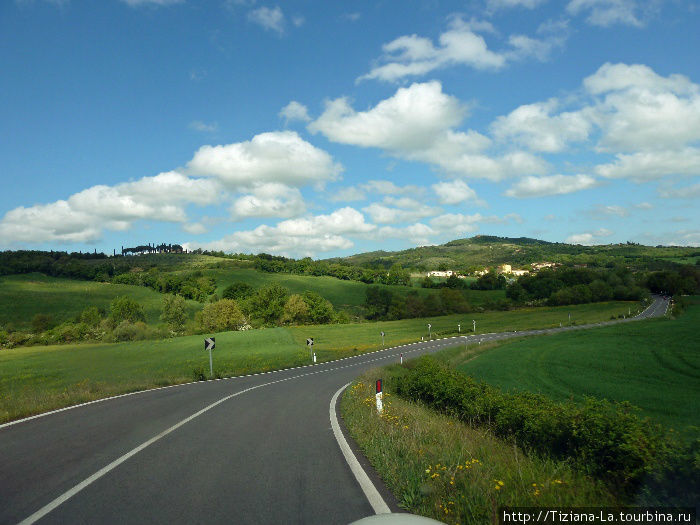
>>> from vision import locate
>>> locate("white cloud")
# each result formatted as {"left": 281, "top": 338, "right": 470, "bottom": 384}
{"left": 187, "top": 207, "right": 374, "bottom": 257}
{"left": 361, "top": 180, "right": 424, "bottom": 196}
{"left": 593, "top": 204, "right": 628, "bottom": 217}
{"left": 566, "top": 228, "right": 614, "bottom": 245}
{"left": 120, "top": 0, "right": 183, "bottom": 6}
{"left": 491, "top": 99, "right": 591, "bottom": 152}
{"left": 432, "top": 180, "right": 484, "bottom": 205}
{"left": 230, "top": 183, "right": 306, "bottom": 219}
{"left": 505, "top": 174, "right": 598, "bottom": 198}
{"left": 189, "top": 121, "right": 218, "bottom": 133}
{"left": 248, "top": 6, "right": 285, "bottom": 34}
{"left": 279, "top": 101, "right": 311, "bottom": 123}
{"left": 0, "top": 172, "right": 220, "bottom": 244}
{"left": 183, "top": 222, "right": 208, "bottom": 235}
{"left": 329, "top": 187, "right": 366, "bottom": 202}
{"left": 594, "top": 149, "right": 700, "bottom": 181}
{"left": 374, "top": 223, "right": 436, "bottom": 246}
{"left": 634, "top": 202, "right": 653, "bottom": 210}
{"left": 362, "top": 197, "right": 439, "bottom": 224}
{"left": 584, "top": 63, "right": 700, "bottom": 153}
{"left": 291, "top": 15, "right": 304, "bottom": 27}
{"left": 487, "top": 0, "right": 548, "bottom": 9}
{"left": 343, "top": 12, "right": 361, "bottom": 22}
{"left": 187, "top": 131, "right": 342, "bottom": 188}
{"left": 566, "top": 0, "right": 643, "bottom": 27}
{"left": 309, "top": 81, "right": 547, "bottom": 181}
{"left": 358, "top": 16, "right": 565, "bottom": 83}
{"left": 658, "top": 182, "right": 700, "bottom": 199}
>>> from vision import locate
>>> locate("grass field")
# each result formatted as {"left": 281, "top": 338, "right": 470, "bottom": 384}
{"left": 341, "top": 372, "right": 613, "bottom": 523}
{"left": 454, "top": 298, "right": 700, "bottom": 430}
{"left": 197, "top": 267, "right": 504, "bottom": 315}
{"left": 0, "top": 273, "right": 201, "bottom": 330}
{"left": 0, "top": 301, "right": 636, "bottom": 424}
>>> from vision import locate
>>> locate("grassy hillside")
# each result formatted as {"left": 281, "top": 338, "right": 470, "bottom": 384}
{"left": 454, "top": 298, "right": 700, "bottom": 430}
{"left": 329, "top": 235, "right": 699, "bottom": 271}
{"left": 0, "top": 301, "right": 635, "bottom": 424}
{"left": 0, "top": 273, "right": 201, "bottom": 330}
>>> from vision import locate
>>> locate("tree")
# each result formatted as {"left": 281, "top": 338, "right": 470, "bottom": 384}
{"left": 197, "top": 299, "right": 246, "bottom": 332}
{"left": 222, "top": 281, "right": 254, "bottom": 301}
{"left": 387, "top": 263, "right": 410, "bottom": 286}
{"left": 243, "top": 283, "right": 290, "bottom": 325}
{"left": 110, "top": 296, "right": 146, "bottom": 324}
{"left": 282, "top": 294, "right": 309, "bottom": 325}
{"left": 160, "top": 294, "right": 187, "bottom": 331}
{"left": 364, "top": 286, "right": 393, "bottom": 320}
{"left": 302, "top": 291, "right": 335, "bottom": 324}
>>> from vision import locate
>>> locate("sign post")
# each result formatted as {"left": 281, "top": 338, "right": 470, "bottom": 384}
{"left": 307, "top": 337, "right": 314, "bottom": 359}
{"left": 381, "top": 331, "right": 385, "bottom": 347}
{"left": 375, "top": 379, "right": 383, "bottom": 414}
{"left": 204, "top": 337, "right": 215, "bottom": 377}
{"left": 428, "top": 323, "right": 432, "bottom": 340}
{"left": 473, "top": 319, "right": 476, "bottom": 334}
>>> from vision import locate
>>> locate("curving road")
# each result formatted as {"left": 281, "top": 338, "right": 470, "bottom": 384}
{"left": 0, "top": 296, "right": 668, "bottom": 525}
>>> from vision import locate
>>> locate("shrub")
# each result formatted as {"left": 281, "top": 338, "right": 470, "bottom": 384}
{"left": 112, "top": 320, "right": 151, "bottom": 342}
{"left": 160, "top": 294, "right": 187, "bottom": 331}
{"left": 31, "top": 313, "right": 54, "bottom": 333}
{"left": 109, "top": 296, "right": 146, "bottom": 324}
{"left": 394, "top": 356, "right": 679, "bottom": 500}
{"left": 197, "top": 298, "right": 246, "bottom": 332}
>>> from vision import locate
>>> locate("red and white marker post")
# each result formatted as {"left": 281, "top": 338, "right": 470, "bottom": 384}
{"left": 375, "top": 379, "right": 383, "bottom": 414}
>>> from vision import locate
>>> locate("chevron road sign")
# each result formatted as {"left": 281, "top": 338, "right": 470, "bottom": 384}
{"left": 204, "top": 337, "right": 215, "bottom": 377}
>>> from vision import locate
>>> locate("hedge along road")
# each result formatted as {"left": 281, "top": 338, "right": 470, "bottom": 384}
{"left": 0, "top": 296, "right": 668, "bottom": 525}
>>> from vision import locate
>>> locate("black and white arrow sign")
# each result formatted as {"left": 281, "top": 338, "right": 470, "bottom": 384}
{"left": 306, "top": 338, "right": 314, "bottom": 346}
{"left": 204, "top": 337, "right": 215, "bottom": 351}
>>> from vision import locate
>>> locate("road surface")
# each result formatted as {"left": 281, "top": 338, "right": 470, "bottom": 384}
{"left": 0, "top": 296, "right": 669, "bottom": 525}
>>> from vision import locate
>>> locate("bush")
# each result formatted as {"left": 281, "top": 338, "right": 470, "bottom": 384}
{"left": 109, "top": 296, "right": 146, "bottom": 324}
{"left": 394, "top": 356, "right": 680, "bottom": 500}
{"left": 112, "top": 320, "right": 151, "bottom": 342}
{"left": 197, "top": 298, "right": 246, "bottom": 332}
{"left": 160, "top": 294, "right": 187, "bottom": 331}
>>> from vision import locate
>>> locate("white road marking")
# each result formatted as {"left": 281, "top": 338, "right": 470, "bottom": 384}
{"left": 329, "top": 383, "right": 391, "bottom": 515}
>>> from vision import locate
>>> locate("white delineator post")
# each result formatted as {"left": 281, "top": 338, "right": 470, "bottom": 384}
{"left": 375, "top": 379, "right": 383, "bottom": 414}
{"left": 428, "top": 323, "right": 432, "bottom": 340}
{"left": 473, "top": 319, "right": 476, "bottom": 333}
{"left": 313, "top": 352, "right": 317, "bottom": 364}
{"left": 400, "top": 353, "right": 403, "bottom": 365}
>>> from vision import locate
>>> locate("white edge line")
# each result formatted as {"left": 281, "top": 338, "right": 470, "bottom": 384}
{"left": 330, "top": 383, "right": 391, "bottom": 515}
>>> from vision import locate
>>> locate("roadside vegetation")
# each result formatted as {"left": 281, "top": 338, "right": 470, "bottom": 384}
{"left": 342, "top": 373, "right": 615, "bottom": 524}
{"left": 0, "top": 301, "right": 635, "bottom": 424}
{"left": 340, "top": 300, "right": 699, "bottom": 523}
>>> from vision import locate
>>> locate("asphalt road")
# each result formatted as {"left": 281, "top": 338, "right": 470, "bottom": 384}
{"left": 0, "top": 296, "right": 669, "bottom": 525}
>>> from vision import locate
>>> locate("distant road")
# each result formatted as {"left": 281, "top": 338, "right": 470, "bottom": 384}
{"left": 0, "top": 295, "right": 669, "bottom": 525}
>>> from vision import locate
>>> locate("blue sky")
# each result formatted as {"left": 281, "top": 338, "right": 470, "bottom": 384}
{"left": 1, "top": 0, "right": 699, "bottom": 258}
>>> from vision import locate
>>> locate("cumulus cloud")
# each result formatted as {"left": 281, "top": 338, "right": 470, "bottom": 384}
{"left": 505, "top": 174, "right": 598, "bottom": 198}
{"left": 491, "top": 99, "right": 591, "bottom": 152}
{"left": 310, "top": 81, "right": 547, "bottom": 181}
{"left": 279, "top": 101, "right": 311, "bottom": 123}
{"left": 362, "top": 197, "right": 440, "bottom": 224}
{"left": 358, "top": 16, "right": 565, "bottom": 83}
{"left": 584, "top": 63, "right": 700, "bottom": 153}
{"left": 120, "top": 0, "right": 183, "bottom": 6}
{"left": 248, "top": 6, "right": 285, "bottom": 34}
{"left": 329, "top": 187, "right": 366, "bottom": 202}
{"left": 230, "top": 183, "right": 306, "bottom": 219}
{"left": 488, "top": 0, "right": 548, "bottom": 9}
{"left": 187, "top": 131, "right": 342, "bottom": 188}
{"left": 566, "top": 0, "right": 644, "bottom": 27}
{"left": 0, "top": 171, "right": 220, "bottom": 244}
{"left": 566, "top": 228, "right": 614, "bottom": 245}
{"left": 187, "top": 207, "right": 375, "bottom": 257}
{"left": 432, "top": 180, "right": 485, "bottom": 206}
{"left": 594, "top": 149, "right": 700, "bottom": 182}
{"left": 592, "top": 204, "right": 629, "bottom": 217}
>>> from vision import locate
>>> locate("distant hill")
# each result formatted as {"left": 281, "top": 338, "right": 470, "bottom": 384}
{"left": 325, "top": 235, "right": 699, "bottom": 271}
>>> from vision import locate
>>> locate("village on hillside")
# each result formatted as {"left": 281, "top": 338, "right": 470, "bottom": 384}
{"left": 426, "top": 262, "right": 560, "bottom": 280}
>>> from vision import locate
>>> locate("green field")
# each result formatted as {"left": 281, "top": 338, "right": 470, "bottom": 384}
{"left": 455, "top": 298, "right": 700, "bottom": 430}
{"left": 191, "top": 267, "right": 504, "bottom": 315}
{"left": 0, "top": 273, "right": 201, "bottom": 329}
{"left": 0, "top": 301, "right": 635, "bottom": 424}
